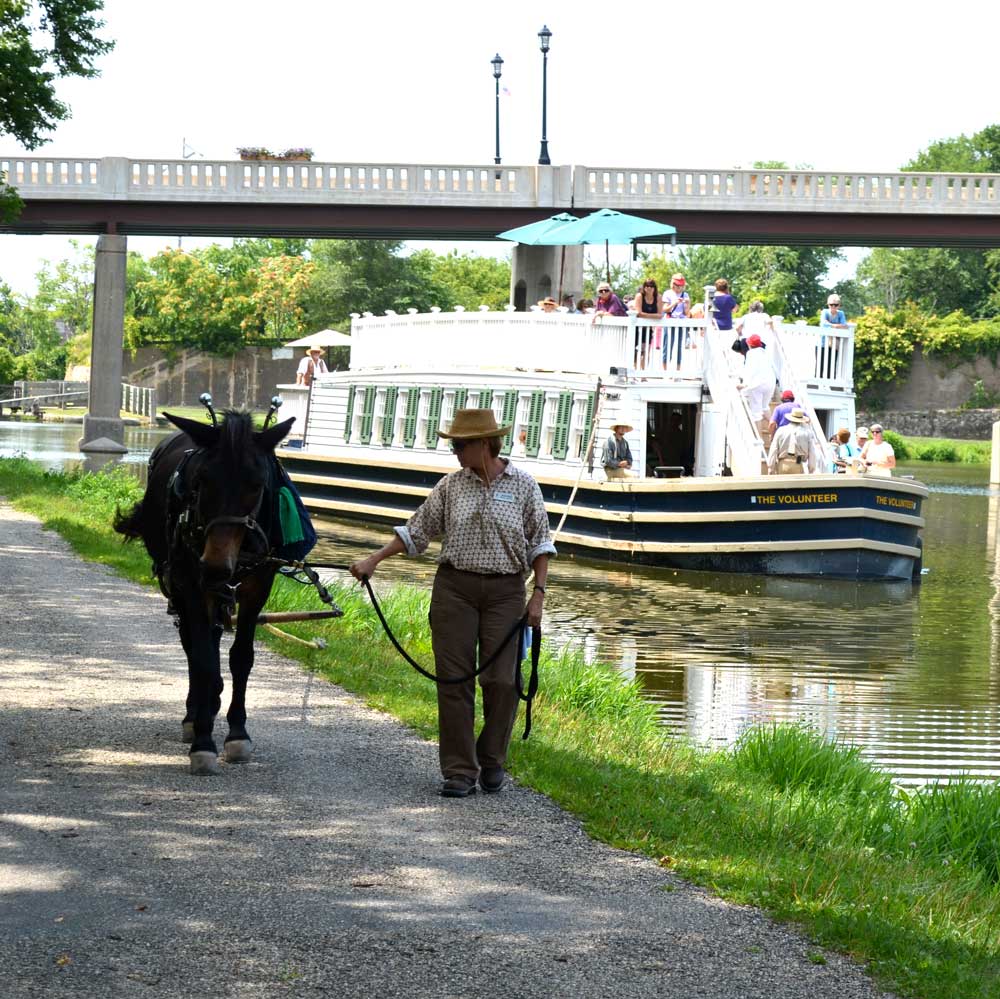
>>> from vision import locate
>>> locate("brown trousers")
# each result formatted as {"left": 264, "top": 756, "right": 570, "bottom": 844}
{"left": 430, "top": 564, "right": 526, "bottom": 779}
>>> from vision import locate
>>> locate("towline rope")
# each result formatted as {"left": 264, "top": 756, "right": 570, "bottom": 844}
{"left": 266, "top": 558, "right": 541, "bottom": 739}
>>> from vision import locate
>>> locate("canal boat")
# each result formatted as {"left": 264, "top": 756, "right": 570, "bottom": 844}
{"left": 275, "top": 302, "right": 926, "bottom": 581}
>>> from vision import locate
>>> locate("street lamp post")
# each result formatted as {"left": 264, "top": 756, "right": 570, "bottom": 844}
{"left": 491, "top": 53, "right": 503, "bottom": 169}
{"left": 537, "top": 25, "right": 551, "bottom": 166}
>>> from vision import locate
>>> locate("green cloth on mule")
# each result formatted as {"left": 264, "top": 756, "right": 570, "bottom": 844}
{"left": 278, "top": 486, "right": 305, "bottom": 545}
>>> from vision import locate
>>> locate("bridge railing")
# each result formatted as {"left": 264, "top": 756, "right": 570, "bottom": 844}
{"left": 575, "top": 166, "right": 1000, "bottom": 213}
{"left": 3, "top": 156, "right": 1000, "bottom": 214}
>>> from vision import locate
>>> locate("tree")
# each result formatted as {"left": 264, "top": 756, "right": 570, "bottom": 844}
{"left": 418, "top": 250, "right": 511, "bottom": 311}
{"left": 300, "top": 240, "right": 456, "bottom": 331}
{"left": 903, "top": 125, "right": 1000, "bottom": 173}
{"left": 0, "top": 1, "right": 114, "bottom": 219}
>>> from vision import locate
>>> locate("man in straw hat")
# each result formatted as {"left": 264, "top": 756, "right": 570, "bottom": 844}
{"left": 766, "top": 407, "right": 820, "bottom": 475}
{"left": 537, "top": 296, "right": 558, "bottom": 312}
{"left": 350, "top": 409, "right": 556, "bottom": 798}
{"left": 601, "top": 422, "right": 634, "bottom": 479}
{"left": 296, "top": 345, "right": 328, "bottom": 387}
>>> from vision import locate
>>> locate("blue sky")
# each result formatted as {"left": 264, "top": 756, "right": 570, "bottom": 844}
{"left": 2, "top": 0, "right": 998, "bottom": 293}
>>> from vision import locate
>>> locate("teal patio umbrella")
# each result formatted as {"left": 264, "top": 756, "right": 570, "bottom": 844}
{"left": 543, "top": 209, "right": 677, "bottom": 282}
{"left": 496, "top": 212, "right": 579, "bottom": 245}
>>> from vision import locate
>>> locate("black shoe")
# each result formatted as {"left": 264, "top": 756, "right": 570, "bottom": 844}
{"left": 441, "top": 775, "right": 477, "bottom": 798}
{"left": 479, "top": 766, "right": 505, "bottom": 793}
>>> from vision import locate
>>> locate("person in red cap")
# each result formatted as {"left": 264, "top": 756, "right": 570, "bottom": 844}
{"left": 768, "top": 390, "right": 799, "bottom": 435}
{"left": 662, "top": 274, "right": 692, "bottom": 371}
{"left": 740, "top": 333, "right": 776, "bottom": 430}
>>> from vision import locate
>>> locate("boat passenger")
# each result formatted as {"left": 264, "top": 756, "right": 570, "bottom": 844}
{"left": 538, "top": 296, "right": 558, "bottom": 313}
{"left": 348, "top": 409, "right": 556, "bottom": 799}
{"left": 562, "top": 294, "right": 580, "bottom": 313}
{"left": 740, "top": 334, "right": 776, "bottom": 430}
{"left": 602, "top": 422, "right": 634, "bottom": 479}
{"left": 735, "top": 300, "right": 773, "bottom": 342}
{"left": 820, "top": 294, "right": 849, "bottom": 329}
{"left": 767, "top": 390, "right": 798, "bottom": 434}
{"left": 577, "top": 297, "right": 594, "bottom": 314}
{"left": 633, "top": 279, "right": 663, "bottom": 370}
{"left": 593, "top": 283, "right": 627, "bottom": 317}
{"left": 767, "top": 408, "right": 820, "bottom": 474}
{"left": 662, "top": 274, "right": 692, "bottom": 371}
{"left": 861, "top": 423, "right": 895, "bottom": 477}
{"left": 712, "top": 278, "right": 738, "bottom": 331}
{"left": 830, "top": 427, "right": 860, "bottom": 473}
{"left": 296, "top": 346, "right": 328, "bottom": 387}
{"left": 855, "top": 426, "right": 870, "bottom": 453}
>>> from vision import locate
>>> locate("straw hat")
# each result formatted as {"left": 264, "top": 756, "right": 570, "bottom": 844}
{"left": 538, "top": 296, "right": 558, "bottom": 308}
{"left": 438, "top": 408, "right": 512, "bottom": 440}
{"left": 306, "top": 345, "right": 325, "bottom": 355}
{"left": 786, "top": 408, "right": 807, "bottom": 423}
{"left": 611, "top": 422, "right": 634, "bottom": 433}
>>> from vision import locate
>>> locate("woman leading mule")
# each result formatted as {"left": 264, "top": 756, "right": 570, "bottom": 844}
{"left": 350, "top": 409, "right": 556, "bottom": 798}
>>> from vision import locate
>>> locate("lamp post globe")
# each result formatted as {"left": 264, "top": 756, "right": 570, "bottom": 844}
{"left": 537, "top": 25, "right": 552, "bottom": 165}
{"left": 491, "top": 53, "right": 503, "bottom": 167}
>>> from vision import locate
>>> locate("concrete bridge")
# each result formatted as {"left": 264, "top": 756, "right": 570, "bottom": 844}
{"left": 6, "top": 154, "right": 1000, "bottom": 451}
{"left": 5, "top": 155, "right": 1000, "bottom": 247}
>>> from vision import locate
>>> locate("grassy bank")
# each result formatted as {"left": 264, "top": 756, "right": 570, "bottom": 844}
{"left": 2, "top": 457, "right": 999, "bottom": 999}
{"left": 884, "top": 431, "right": 991, "bottom": 464}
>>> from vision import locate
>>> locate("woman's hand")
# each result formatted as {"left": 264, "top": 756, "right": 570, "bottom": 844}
{"left": 526, "top": 589, "right": 544, "bottom": 628}
{"left": 349, "top": 555, "right": 379, "bottom": 583}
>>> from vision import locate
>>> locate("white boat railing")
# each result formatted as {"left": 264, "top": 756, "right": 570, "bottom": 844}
{"left": 349, "top": 309, "right": 708, "bottom": 379}
{"left": 776, "top": 321, "right": 855, "bottom": 389}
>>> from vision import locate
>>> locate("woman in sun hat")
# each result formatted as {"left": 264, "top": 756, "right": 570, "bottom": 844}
{"left": 537, "top": 296, "right": 559, "bottom": 312}
{"left": 349, "top": 409, "right": 556, "bottom": 799}
{"left": 295, "top": 345, "right": 328, "bottom": 386}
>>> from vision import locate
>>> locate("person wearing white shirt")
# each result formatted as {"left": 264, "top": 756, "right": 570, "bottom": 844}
{"left": 296, "top": 347, "right": 328, "bottom": 386}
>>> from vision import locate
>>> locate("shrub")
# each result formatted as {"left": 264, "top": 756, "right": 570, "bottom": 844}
{"left": 882, "top": 429, "right": 910, "bottom": 460}
{"left": 915, "top": 440, "right": 958, "bottom": 462}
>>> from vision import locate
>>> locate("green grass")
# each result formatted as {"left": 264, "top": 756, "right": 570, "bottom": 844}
{"left": 883, "top": 431, "right": 990, "bottom": 464}
{"left": 2, "top": 456, "right": 999, "bottom": 999}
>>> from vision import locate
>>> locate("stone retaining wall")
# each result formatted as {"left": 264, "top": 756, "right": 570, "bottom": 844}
{"left": 856, "top": 408, "right": 998, "bottom": 440}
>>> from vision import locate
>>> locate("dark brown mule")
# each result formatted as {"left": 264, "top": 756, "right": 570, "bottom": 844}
{"left": 114, "top": 410, "right": 294, "bottom": 774}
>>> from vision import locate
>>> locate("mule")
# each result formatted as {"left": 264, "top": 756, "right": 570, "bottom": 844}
{"left": 115, "top": 410, "right": 295, "bottom": 774}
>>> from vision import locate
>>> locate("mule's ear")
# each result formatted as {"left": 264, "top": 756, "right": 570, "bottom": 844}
{"left": 255, "top": 416, "right": 295, "bottom": 452}
{"left": 164, "top": 412, "right": 219, "bottom": 449}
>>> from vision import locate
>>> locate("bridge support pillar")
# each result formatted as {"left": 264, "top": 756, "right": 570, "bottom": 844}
{"left": 80, "top": 234, "right": 128, "bottom": 454}
{"left": 510, "top": 243, "right": 584, "bottom": 311}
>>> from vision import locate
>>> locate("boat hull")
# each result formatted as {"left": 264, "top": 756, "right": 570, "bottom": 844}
{"left": 278, "top": 449, "right": 927, "bottom": 582}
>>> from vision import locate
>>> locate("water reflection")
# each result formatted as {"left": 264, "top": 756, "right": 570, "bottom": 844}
{"left": 3, "top": 418, "right": 998, "bottom": 786}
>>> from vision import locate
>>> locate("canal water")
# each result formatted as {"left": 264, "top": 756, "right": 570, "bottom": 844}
{"left": 3, "top": 420, "right": 997, "bottom": 785}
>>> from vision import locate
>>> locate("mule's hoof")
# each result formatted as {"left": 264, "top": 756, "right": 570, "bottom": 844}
{"left": 189, "top": 751, "right": 220, "bottom": 776}
{"left": 223, "top": 739, "right": 253, "bottom": 764}
{"left": 181, "top": 721, "right": 195, "bottom": 743}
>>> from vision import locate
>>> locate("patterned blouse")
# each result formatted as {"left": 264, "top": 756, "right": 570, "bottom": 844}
{"left": 395, "top": 461, "right": 557, "bottom": 575}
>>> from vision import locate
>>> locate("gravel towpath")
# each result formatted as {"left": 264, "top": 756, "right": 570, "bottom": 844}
{"left": 0, "top": 503, "right": 897, "bottom": 999}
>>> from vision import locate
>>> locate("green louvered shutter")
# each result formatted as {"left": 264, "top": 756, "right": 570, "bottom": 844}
{"left": 579, "top": 391, "right": 596, "bottom": 458}
{"left": 381, "top": 386, "right": 399, "bottom": 446}
{"left": 344, "top": 385, "right": 356, "bottom": 442}
{"left": 499, "top": 389, "right": 519, "bottom": 456}
{"left": 359, "top": 385, "right": 376, "bottom": 444}
{"left": 453, "top": 388, "right": 468, "bottom": 412}
{"left": 523, "top": 390, "right": 545, "bottom": 457}
{"left": 402, "top": 387, "right": 420, "bottom": 448}
{"left": 424, "top": 388, "right": 443, "bottom": 448}
{"left": 551, "top": 391, "right": 574, "bottom": 460}
{"left": 477, "top": 388, "right": 492, "bottom": 410}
